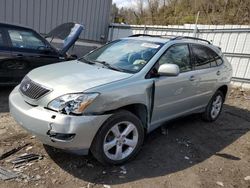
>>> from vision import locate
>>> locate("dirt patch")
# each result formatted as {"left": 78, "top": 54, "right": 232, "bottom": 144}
{"left": 0, "top": 87, "right": 249, "bottom": 188}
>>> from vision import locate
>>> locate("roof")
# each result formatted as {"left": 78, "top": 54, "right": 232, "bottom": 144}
{"left": 123, "top": 36, "right": 170, "bottom": 44}
{"left": 0, "top": 22, "right": 33, "bottom": 31}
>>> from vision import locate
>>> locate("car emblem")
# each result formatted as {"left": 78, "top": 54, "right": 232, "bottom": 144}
{"left": 22, "top": 83, "right": 30, "bottom": 92}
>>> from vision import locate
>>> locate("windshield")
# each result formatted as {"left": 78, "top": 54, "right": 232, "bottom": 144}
{"left": 81, "top": 39, "right": 163, "bottom": 73}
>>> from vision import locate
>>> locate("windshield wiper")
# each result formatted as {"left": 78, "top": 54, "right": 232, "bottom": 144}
{"left": 78, "top": 57, "right": 95, "bottom": 65}
{"left": 93, "top": 60, "right": 127, "bottom": 72}
{"left": 79, "top": 58, "right": 130, "bottom": 73}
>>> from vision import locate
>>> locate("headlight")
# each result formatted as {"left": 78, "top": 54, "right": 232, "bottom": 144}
{"left": 47, "top": 93, "right": 99, "bottom": 115}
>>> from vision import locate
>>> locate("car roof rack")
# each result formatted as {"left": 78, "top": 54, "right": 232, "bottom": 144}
{"left": 129, "top": 34, "right": 157, "bottom": 37}
{"left": 171, "top": 36, "right": 211, "bottom": 44}
{"left": 129, "top": 34, "right": 211, "bottom": 44}
{"left": 129, "top": 34, "right": 177, "bottom": 39}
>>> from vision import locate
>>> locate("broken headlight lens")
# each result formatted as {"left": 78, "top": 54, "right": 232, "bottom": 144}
{"left": 47, "top": 93, "right": 99, "bottom": 115}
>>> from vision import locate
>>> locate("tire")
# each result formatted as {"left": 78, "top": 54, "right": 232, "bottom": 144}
{"left": 91, "top": 110, "right": 144, "bottom": 165}
{"left": 202, "top": 90, "right": 224, "bottom": 122}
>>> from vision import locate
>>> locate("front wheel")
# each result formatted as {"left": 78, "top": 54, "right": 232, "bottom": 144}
{"left": 91, "top": 110, "right": 144, "bottom": 165}
{"left": 202, "top": 90, "right": 224, "bottom": 122}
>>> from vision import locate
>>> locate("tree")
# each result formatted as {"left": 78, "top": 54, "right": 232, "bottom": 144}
{"left": 147, "top": 0, "right": 159, "bottom": 24}
{"left": 111, "top": 0, "right": 250, "bottom": 25}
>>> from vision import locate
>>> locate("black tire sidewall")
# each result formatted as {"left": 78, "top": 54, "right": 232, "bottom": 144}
{"left": 91, "top": 110, "right": 144, "bottom": 165}
{"left": 204, "top": 90, "right": 224, "bottom": 122}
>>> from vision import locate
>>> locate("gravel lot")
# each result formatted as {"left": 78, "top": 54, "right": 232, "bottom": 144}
{"left": 0, "top": 86, "right": 249, "bottom": 188}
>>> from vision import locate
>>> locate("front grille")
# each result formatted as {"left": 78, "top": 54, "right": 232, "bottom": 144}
{"left": 19, "top": 77, "right": 51, "bottom": 100}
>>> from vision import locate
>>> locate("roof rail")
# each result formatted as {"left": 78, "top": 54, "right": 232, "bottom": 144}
{"left": 129, "top": 34, "right": 154, "bottom": 37}
{"left": 171, "top": 36, "right": 211, "bottom": 44}
{"left": 129, "top": 34, "right": 176, "bottom": 39}
{"left": 128, "top": 34, "right": 212, "bottom": 44}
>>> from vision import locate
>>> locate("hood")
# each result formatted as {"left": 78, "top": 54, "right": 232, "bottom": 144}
{"left": 45, "top": 22, "right": 84, "bottom": 54}
{"left": 27, "top": 60, "right": 132, "bottom": 95}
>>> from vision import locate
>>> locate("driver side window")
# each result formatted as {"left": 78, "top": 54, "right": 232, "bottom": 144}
{"left": 158, "top": 44, "right": 191, "bottom": 73}
{"left": 8, "top": 29, "right": 46, "bottom": 50}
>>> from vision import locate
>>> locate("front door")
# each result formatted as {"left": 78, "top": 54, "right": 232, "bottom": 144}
{"left": 150, "top": 44, "right": 199, "bottom": 128}
{"left": 6, "top": 28, "right": 60, "bottom": 83}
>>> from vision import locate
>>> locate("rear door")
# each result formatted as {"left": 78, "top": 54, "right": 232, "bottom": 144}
{"left": 190, "top": 44, "right": 221, "bottom": 107}
{"left": 150, "top": 44, "right": 199, "bottom": 128}
{"left": 6, "top": 28, "right": 61, "bottom": 83}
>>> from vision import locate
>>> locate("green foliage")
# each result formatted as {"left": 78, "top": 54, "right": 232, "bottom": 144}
{"left": 111, "top": 0, "right": 250, "bottom": 25}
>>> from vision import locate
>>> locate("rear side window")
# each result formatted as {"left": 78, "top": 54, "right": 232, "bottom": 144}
{"left": 8, "top": 29, "right": 46, "bottom": 50}
{"left": 206, "top": 46, "right": 223, "bottom": 67}
{"left": 191, "top": 44, "right": 222, "bottom": 69}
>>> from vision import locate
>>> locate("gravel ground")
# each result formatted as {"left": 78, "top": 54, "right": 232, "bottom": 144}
{"left": 0, "top": 86, "right": 249, "bottom": 188}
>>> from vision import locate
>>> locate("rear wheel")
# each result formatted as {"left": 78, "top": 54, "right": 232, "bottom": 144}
{"left": 202, "top": 90, "right": 224, "bottom": 122}
{"left": 91, "top": 110, "right": 144, "bottom": 165}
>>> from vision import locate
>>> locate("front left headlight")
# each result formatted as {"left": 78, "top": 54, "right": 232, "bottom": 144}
{"left": 47, "top": 93, "right": 99, "bottom": 115}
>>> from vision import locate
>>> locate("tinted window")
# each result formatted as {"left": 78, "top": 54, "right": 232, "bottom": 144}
{"left": 191, "top": 44, "right": 211, "bottom": 69}
{"left": 209, "top": 49, "right": 223, "bottom": 66}
{"left": 206, "top": 47, "right": 223, "bottom": 67}
{"left": 158, "top": 44, "right": 191, "bottom": 72}
{"left": 8, "top": 29, "right": 46, "bottom": 50}
{"left": 191, "top": 44, "right": 222, "bottom": 69}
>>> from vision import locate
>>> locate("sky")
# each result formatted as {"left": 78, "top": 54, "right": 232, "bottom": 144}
{"left": 113, "top": 0, "right": 137, "bottom": 8}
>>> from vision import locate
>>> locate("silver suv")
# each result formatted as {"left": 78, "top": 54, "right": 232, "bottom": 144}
{"left": 9, "top": 35, "right": 232, "bottom": 164}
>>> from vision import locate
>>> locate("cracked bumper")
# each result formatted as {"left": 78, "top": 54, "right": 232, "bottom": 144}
{"left": 9, "top": 87, "right": 111, "bottom": 154}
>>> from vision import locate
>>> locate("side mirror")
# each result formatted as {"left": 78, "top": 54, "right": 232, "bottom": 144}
{"left": 158, "top": 64, "right": 180, "bottom": 76}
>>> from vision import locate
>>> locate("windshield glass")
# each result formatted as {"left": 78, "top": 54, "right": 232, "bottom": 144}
{"left": 82, "top": 39, "right": 163, "bottom": 73}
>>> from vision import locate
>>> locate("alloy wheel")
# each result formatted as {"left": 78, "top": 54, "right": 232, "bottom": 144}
{"left": 211, "top": 95, "right": 222, "bottom": 119}
{"left": 103, "top": 121, "right": 139, "bottom": 161}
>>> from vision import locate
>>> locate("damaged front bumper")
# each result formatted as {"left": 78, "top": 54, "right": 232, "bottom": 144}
{"left": 9, "top": 87, "right": 111, "bottom": 155}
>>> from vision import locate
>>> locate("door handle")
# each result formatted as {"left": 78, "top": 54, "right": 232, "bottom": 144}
{"left": 216, "top": 71, "right": 221, "bottom": 76}
{"left": 189, "top": 75, "right": 196, "bottom": 81}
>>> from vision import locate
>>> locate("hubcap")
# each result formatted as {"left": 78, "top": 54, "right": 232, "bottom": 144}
{"left": 103, "top": 121, "right": 138, "bottom": 161}
{"left": 211, "top": 95, "right": 222, "bottom": 119}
